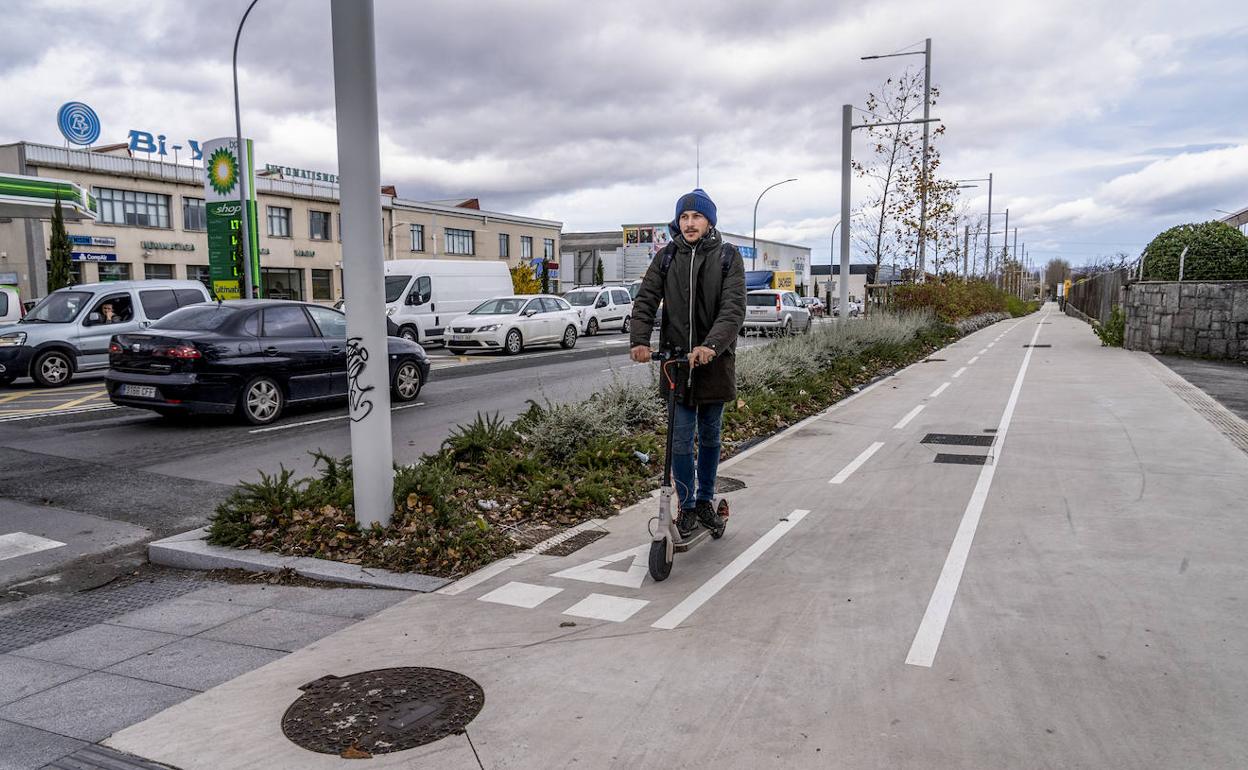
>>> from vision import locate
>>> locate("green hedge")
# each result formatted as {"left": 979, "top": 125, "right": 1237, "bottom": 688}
{"left": 891, "top": 280, "right": 1038, "bottom": 323}
{"left": 1143, "top": 222, "right": 1248, "bottom": 281}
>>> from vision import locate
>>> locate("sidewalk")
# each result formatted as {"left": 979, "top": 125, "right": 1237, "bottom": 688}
{"left": 68, "top": 307, "right": 1248, "bottom": 767}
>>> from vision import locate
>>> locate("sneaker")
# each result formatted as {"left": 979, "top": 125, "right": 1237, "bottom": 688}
{"left": 677, "top": 508, "right": 699, "bottom": 538}
{"left": 695, "top": 499, "right": 723, "bottom": 531}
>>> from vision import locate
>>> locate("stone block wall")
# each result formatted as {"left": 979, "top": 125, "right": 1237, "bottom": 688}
{"left": 1124, "top": 281, "right": 1248, "bottom": 359}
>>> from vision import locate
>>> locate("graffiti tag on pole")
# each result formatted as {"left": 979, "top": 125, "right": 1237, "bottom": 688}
{"left": 345, "top": 337, "right": 375, "bottom": 423}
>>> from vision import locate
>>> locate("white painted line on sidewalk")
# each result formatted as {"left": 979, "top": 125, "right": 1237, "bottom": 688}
{"left": 829, "top": 442, "right": 884, "bottom": 484}
{"left": 952, "top": 367, "right": 967, "bottom": 379}
{"left": 563, "top": 594, "right": 649, "bottom": 622}
{"left": 928, "top": 382, "right": 950, "bottom": 399}
{"left": 478, "top": 581, "right": 563, "bottom": 609}
{"left": 438, "top": 553, "right": 535, "bottom": 596}
{"left": 248, "top": 402, "right": 425, "bottom": 434}
{"left": 653, "top": 509, "right": 811, "bottom": 630}
{"left": 893, "top": 404, "right": 925, "bottom": 430}
{"left": 905, "top": 312, "right": 1050, "bottom": 668}
{"left": 0, "top": 405, "right": 119, "bottom": 423}
{"left": 968, "top": 356, "right": 980, "bottom": 365}
{"left": 987, "top": 342, "right": 995, "bottom": 348}
{"left": 0, "top": 532, "right": 66, "bottom": 561}
{"left": 977, "top": 348, "right": 988, "bottom": 355}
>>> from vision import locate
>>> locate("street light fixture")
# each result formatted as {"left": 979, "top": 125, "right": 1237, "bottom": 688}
{"left": 955, "top": 174, "right": 993, "bottom": 280}
{"left": 752, "top": 178, "right": 797, "bottom": 270}
{"left": 233, "top": 0, "right": 260, "bottom": 299}
{"left": 863, "top": 38, "right": 933, "bottom": 280}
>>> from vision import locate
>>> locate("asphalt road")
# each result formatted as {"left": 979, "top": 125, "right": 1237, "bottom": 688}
{"left": 0, "top": 330, "right": 773, "bottom": 596}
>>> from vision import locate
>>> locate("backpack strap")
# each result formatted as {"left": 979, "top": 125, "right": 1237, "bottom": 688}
{"left": 659, "top": 241, "right": 736, "bottom": 278}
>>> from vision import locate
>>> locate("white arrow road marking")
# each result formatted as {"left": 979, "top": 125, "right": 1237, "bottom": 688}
{"left": 550, "top": 544, "right": 650, "bottom": 588}
{"left": 0, "top": 533, "right": 66, "bottom": 561}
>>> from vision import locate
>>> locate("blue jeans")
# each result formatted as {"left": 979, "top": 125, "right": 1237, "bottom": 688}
{"left": 671, "top": 401, "right": 724, "bottom": 511}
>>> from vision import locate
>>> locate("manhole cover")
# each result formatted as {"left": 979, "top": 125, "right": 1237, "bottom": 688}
{"left": 921, "top": 433, "right": 995, "bottom": 447}
{"left": 1023, "top": 344, "right": 1052, "bottom": 348}
{"left": 933, "top": 453, "right": 990, "bottom": 465}
{"left": 281, "top": 667, "right": 484, "bottom": 756}
{"left": 922, "top": 357, "right": 947, "bottom": 362}
{"left": 716, "top": 476, "right": 747, "bottom": 493}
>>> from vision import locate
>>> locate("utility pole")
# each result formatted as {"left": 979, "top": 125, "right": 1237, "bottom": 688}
{"left": 1012, "top": 227, "right": 1019, "bottom": 296}
{"left": 917, "top": 37, "right": 932, "bottom": 282}
{"left": 999, "top": 208, "right": 1009, "bottom": 288}
{"left": 752, "top": 178, "right": 797, "bottom": 271}
{"left": 840, "top": 105, "right": 852, "bottom": 320}
{"left": 963, "top": 224, "right": 970, "bottom": 279}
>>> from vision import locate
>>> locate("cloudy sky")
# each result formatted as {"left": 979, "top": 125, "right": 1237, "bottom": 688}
{"left": 3, "top": 0, "right": 1246, "bottom": 267}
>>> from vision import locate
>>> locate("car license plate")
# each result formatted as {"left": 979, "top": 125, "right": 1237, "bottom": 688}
{"left": 121, "top": 384, "right": 157, "bottom": 399}
{"left": 748, "top": 309, "right": 767, "bottom": 315}
{"left": 447, "top": 334, "right": 467, "bottom": 341}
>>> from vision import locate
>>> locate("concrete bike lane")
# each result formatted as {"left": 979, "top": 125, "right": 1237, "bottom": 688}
{"left": 103, "top": 307, "right": 1248, "bottom": 769}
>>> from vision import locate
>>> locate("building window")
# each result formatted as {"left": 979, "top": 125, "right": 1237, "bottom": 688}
{"left": 182, "top": 197, "right": 206, "bottom": 231}
{"left": 94, "top": 187, "right": 170, "bottom": 228}
{"left": 145, "top": 263, "right": 175, "bottom": 280}
{"left": 187, "top": 264, "right": 211, "bottom": 289}
{"left": 498, "top": 233, "right": 510, "bottom": 259}
{"left": 312, "top": 269, "right": 333, "bottom": 300}
{"left": 261, "top": 267, "right": 303, "bottom": 300}
{"left": 268, "top": 206, "right": 291, "bottom": 237}
{"left": 409, "top": 224, "right": 424, "bottom": 252}
{"left": 544, "top": 238, "right": 555, "bottom": 260}
{"left": 48, "top": 260, "right": 84, "bottom": 285}
{"left": 309, "top": 210, "right": 332, "bottom": 241}
{"left": 98, "top": 263, "right": 132, "bottom": 281}
{"left": 445, "top": 228, "right": 474, "bottom": 255}
{"left": 520, "top": 235, "right": 533, "bottom": 259}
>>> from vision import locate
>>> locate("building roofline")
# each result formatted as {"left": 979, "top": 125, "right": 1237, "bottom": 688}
{"left": 391, "top": 196, "right": 561, "bottom": 228}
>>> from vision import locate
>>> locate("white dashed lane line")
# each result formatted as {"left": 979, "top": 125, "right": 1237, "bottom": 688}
{"left": 929, "top": 382, "right": 950, "bottom": 399}
{"left": 829, "top": 442, "right": 885, "bottom": 484}
{"left": 952, "top": 367, "right": 967, "bottom": 378}
{"left": 893, "top": 404, "right": 925, "bottom": 430}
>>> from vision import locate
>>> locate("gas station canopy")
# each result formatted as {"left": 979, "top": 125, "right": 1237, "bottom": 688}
{"left": 0, "top": 172, "right": 97, "bottom": 221}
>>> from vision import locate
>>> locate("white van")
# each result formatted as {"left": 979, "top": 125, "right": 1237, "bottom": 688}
{"left": 383, "top": 260, "right": 513, "bottom": 344}
{"left": 0, "top": 286, "right": 20, "bottom": 325}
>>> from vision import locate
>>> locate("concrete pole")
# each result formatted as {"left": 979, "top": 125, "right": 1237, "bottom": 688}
{"left": 963, "top": 224, "right": 970, "bottom": 279}
{"left": 984, "top": 174, "right": 993, "bottom": 282}
{"left": 999, "top": 209, "right": 1009, "bottom": 289}
{"left": 916, "top": 37, "right": 932, "bottom": 282}
{"left": 331, "top": 0, "right": 394, "bottom": 528}
{"left": 840, "top": 105, "right": 852, "bottom": 319}
{"left": 1012, "top": 227, "right": 1019, "bottom": 297}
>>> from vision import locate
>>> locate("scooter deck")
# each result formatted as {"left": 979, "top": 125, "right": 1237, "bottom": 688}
{"left": 674, "top": 527, "right": 716, "bottom": 552}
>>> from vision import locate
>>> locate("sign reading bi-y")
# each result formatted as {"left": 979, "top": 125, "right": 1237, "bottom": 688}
{"left": 202, "top": 138, "right": 259, "bottom": 300}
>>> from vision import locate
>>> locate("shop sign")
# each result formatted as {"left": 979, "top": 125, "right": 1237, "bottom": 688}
{"left": 295, "top": 249, "right": 316, "bottom": 257}
{"left": 264, "top": 164, "right": 338, "bottom": 184}
{"left": 57, "top": 102, "right": 101, "bottom": 146}
{"left": 72, "top": 251, "right": 117, "bottom": 262}
{"left": 141, "top": 240, "right": 196, "bottom": 252}
{"left": 69, "top": 234, "right": 116, "bottom": 247}
{"left": 203, "top": 137, "right": 260, "bottom": 300}
{"left": 128, "top": 131, "right": 203, "bottom": 161}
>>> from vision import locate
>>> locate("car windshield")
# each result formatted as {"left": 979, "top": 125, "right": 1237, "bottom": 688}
{"left": 470, "top": 298, "right": 524, "bottom": 315}
{"left": 22, "top": 291, "right": 92, "bottom": 323}
{"left": 151, "top": 304, "right": 240, "bottom": 331}
{"left": 746, "top": 294, "right": 778, "bottom": 306}
{"left": 564, "top": 291, "right": 597, "bottom": 307}
{"left": 384, "top": 275, "right": 411, "bottom": 303}
{"left": 629, "top": 283, "right": 640, "bottom": 299}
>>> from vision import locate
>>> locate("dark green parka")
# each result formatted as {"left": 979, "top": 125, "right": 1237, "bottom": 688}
{"left": 629, "top": 227, "right": 747, "bottom": 404}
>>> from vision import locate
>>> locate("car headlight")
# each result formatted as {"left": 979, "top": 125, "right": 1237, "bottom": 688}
{"left": 0, "top": 332, "right": 26, "bottom": 346}
{"left": 385, "top": 306, "right": 397, "bottom": 316}
{"left": 477, "top": 324, "right": 500, "bottom": 333}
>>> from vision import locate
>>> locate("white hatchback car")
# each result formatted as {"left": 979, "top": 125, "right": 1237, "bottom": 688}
{"left": 743, "top": 289, "right": 812, "bottom": 336}
{"left": 562, "top": 286, "right": 633, "bottom": 336}
{"left": 445, "top": 295, "right": 580, "bottom": 355}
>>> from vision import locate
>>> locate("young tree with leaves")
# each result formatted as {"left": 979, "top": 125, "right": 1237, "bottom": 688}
{"left": 594, "top": 256, "right": 604, "bottom": 285}
{"left": 48, "top": 196, "right": 73, "bottom": 291}
{"left": 510, "top": 260, "right": 541, "bottom": 294}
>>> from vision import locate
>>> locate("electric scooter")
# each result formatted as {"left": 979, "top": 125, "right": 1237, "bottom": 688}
{"left": 648, "top": 349, "right": 730, "bottom": 582}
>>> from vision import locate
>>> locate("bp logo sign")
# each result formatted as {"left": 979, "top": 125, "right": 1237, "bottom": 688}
{"left": 208, "top": 146, "right": 239, "bottom": 195}
{"left": 57, "top": 102, "right": 101, "bottom": 145}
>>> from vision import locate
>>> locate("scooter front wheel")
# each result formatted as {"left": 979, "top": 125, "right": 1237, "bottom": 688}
{"left": 649, "top": 538, "right": 673, "bottom": 581}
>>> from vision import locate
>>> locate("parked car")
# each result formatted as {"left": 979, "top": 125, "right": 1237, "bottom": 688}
{"left": 832, "top": 300, "right": 862, "bottom": 318}
{"left": 562, "top": 285, "right": 633, "bottom": 335}
{"left": 106, "top": 300, "right": 429, "bottom": 425}
{"left": 1, "top": 285, "right": 21, "bottom": 325}
{"left": 742, "top": 289, "right": 812, "bottom": 336}
{"left": 383, "top": 259, "right": 513, "bottom": 345}
{"left": 0, "top": 280, "right": 211, "bottom": 387}
{"left": 444, "top": 295, "right": 580, "bottom": 355}
{"left": 799, "top": 296, "right": 825, "bottom": 317}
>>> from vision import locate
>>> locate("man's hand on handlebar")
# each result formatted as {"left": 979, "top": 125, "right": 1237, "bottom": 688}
{"left": 630, "top": 345, "right": 651, "bottom": 364}
{"left": 689, "top": 346, "right": 716, "bottom": 367}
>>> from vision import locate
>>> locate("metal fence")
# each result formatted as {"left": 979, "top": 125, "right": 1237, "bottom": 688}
{"left": 1065, "top": 267, "right": 1130, "bottom": 325}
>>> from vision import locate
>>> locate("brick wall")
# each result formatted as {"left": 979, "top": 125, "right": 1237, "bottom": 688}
{"left": 1124, "top": 281, "right": 1248, "bottom": 359}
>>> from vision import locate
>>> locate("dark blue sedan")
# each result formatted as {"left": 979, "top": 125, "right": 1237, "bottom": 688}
{"left": 105, "top": 300, "right": 429, "bottom": 425}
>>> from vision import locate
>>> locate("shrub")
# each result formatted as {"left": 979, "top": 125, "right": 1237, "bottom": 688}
{"left": 1094, "top": 305, "right": 1125, "bottom": 347}
{"left": 890, "top": 279, "right": 1010, "bottom": 322}
{"left": 1143, "top": 221, "right": 1248, "bottom": 281}
{"left": 443, "top": 412, "right": 517, "bottom": 463}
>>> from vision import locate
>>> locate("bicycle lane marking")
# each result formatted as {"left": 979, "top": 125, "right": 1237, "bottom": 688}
{"left": 905, "top": 312, "right": 1049, "bottom": 668}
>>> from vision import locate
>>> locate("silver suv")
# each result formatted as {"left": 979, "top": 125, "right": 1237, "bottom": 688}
{"left": 0, "top": 280, "right": 211, "bottom": 387}
{"left": 562, "top": 285, "right": 633, "bottom": 335}
{"left": 743, "top": 289, "right": 812, "bottom": 336}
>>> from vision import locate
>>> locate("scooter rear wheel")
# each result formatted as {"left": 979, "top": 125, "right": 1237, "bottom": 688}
{"left": 649, "top": 538, "right": 672, "bottom": 581}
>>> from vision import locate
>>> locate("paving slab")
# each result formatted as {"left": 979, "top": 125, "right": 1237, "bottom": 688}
{"left": 9, "top": 624, "right": 179, "bottom": 670}
{"left": 0, "top": 654, "right": 88, "bottom": 707}
{"left": 182, "top": 584, "right": 412, "bottom": 619}
{"left": 0, "top": 501, "right": 150, "bottom": 590}
{"left": 104, "top": 637, "right": 286, "bottom": 692}
{"left": 104, "top": 596, "right": 260, "bottom": 636}
{"left": 195, "top": 608, "right": 356, "bottom": 652}
{"left": 0, "top": 672, "right": 193, "bottom": 743}
{"left": 1156, "top": 354, "right": 1248, "bottom": 421}
{"left": 0, "top": 719, "right": 85, "bottom": 770}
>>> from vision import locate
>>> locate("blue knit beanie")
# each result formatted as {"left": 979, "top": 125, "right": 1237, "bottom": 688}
{"left": 673, "top": 188, "right": 717, "bottom": 229}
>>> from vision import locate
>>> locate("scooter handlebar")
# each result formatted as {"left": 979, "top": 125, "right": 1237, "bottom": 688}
{"left": 651, "top": 349, "right": 687, "bottom": 363}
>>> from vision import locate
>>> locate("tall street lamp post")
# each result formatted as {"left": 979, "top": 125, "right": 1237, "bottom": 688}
{"left": 233, "top": 0, "right": 260, "bottom": 299}
{"left": 752, "top": 178, "right": 797, "bottom": 270}
{"left": 955, "top": 174, "right": 993, "bottom": 279}
{"left": 863, "top": 38, "right": 932, "bottom": 280}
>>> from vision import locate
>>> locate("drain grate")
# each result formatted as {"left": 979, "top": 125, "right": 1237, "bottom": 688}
{"left": 542, "top": 529, "right": 608, "bottom": 557}
{"left": 922, "top": 358, "right": 947, "bottom": 363}
{"left": 921, "top": 433, "right": 995, "bottom": 447}
{"left": 1023, "top": 344, "right": 1052, "bottom": 348}
{"left": 715, "top": 476, "right": 747, "bottom": 493}
{"left": 933, "top": 453, "right": 990, "bottom": 465}
{"left": 282, "top": 667, "right": 484, "bottom": 756}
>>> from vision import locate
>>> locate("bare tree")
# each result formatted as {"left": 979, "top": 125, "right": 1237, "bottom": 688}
{"left": 1044, "top": 258, "right": 1071, "bottom": 289}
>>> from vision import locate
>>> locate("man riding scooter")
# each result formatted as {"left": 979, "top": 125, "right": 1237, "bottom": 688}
{"left": 630, "top": 188, "right": 747, "bottom": 538}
